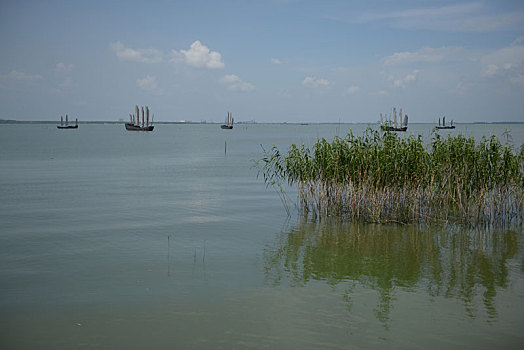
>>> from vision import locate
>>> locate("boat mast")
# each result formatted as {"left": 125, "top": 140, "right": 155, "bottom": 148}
{"left": 135, "top": 106, "right": 139, "bottom": 126}
{"left": 146, "top": 106, "right": 149, "bottom": 127}
{"left": 393, "top": 108, "right": 397, "bottom": 128}
{"left": 61, "top": 116, "right": 63, "bottom": 126}
{"left": 75, "top": 118, "right": 78, "bottom": 126}
{"left": 66, "top": 114, "right": 69, "bottom": 125}
{"left": 141, "top": 106, "right": 145, "bottom": 127}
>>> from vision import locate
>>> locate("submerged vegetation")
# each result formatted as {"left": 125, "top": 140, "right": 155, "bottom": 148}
{"left": 257, "top": 129, "right": 524, "bottom": 227}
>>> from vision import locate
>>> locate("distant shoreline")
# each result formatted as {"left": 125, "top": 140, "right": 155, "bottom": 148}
{"left": 1, "top": 120, "right": 523, "bottom": 125}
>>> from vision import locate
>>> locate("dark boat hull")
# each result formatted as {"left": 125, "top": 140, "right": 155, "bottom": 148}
{"left": 436, "top": 126, "right": 456, "bottom": 129}
{"left": 57, "top": 125, "right": 78, "bottom": 129}
{"left": 125, "top": 123, "right": 154, "bottom": 131}
{"left": 381, "top": 125, "right": 407, "bottom": 132}
{"left": 221, "top": 125, "right": 233, "bottom": 129}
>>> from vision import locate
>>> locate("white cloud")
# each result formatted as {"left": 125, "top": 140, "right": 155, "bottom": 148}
{"left": 359, "top": 3, "right": 524, "bottom": 32}
{"left": 8, "top": 70, "right": 42, "bottom": 82}
{"left": 480, "top": 44, "right": 524, "bottom": 84}
{"left": 220, "top": 74, "right": 254, "bottom": 91}
{"left": 404, "top": 70, "right": 418, "bottom": 83}
{"left": 0, "top": 70, "right": 43, "bottom": 88}
{"left": 220, "top": 74, "right": 240, "bottom": 84}
{"left": 110, "top": 41, "right": 163, "bottom": 63}
{"left": 136, "top": 75, "right": 162, "bottom": 94}
{"left": 460, "top": 13, "right": 524, "bottom": 32}
{"left": 110, "top": 40, "right": 224, "bottom": 69}
{"left": 59, "top": 76, "right": 77, "bottom": 89}
{"left": 513, "top": 37, "right": 524, "bottom": 45}
{"left": 278, "top": 89, "right": 291, "bottom": 98}
{"left": 56, "top": 62, "right": 75, "bottom": 73}
{"left": 450, "top": 81, "right": 470, "bottom": 96}
{"left": 0, "top": 70, "right": 43, "bottom": 90}
{"left": 384, "top": 46, "right": 465, "bottom": 65}
{"left": 509, "top": 74, "right": 524, "bottom": 85}
{"left": 271, "top": 58, "right": 283, "bottom": 65}
{"left": 361, "top": 3, "right": 481, "bottom": 22}
{"left": 175, "top": 40, "right": 224, "bottom": 69}
{"left": 389, "top": 69, "right": 419, "bottom": 88}
{"left": 345, "top": 85, "right": 360, "bottom": 94}
{"left": 482, "top": 64, "right": 499, "bottom": 77}
{"left": 302, "top": 76, "right": 330, "bottom": 87}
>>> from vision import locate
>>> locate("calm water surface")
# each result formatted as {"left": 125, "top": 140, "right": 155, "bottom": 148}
{"left": 1, "top": 123, "right": 523, "bottom": 349}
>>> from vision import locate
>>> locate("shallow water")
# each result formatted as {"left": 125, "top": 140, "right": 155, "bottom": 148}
{"left": 1, "top": 123, "right": 523, "bottom": 349}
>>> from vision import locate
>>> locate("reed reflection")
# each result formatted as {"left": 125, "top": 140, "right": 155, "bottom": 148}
{"left": 264, "top": 217, "right": 521, "bottom": 325}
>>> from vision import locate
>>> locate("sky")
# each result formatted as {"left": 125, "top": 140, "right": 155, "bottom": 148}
{"left": 1, "top": 0, "right": 523, "bottom": 123}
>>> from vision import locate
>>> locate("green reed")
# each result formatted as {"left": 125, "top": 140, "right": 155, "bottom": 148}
{"left": 257, "top": 128, "right": 524, "bottom": 226}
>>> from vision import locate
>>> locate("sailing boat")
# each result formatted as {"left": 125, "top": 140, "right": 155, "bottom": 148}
{"left": 57, "top": 114, "right": 78, "bottom": 129}
{"left": 380, "top": 107, "right": 408, "bottom": 132}
{"left": 221, "top": 111, "right": 234, "bottom": 129}
{"left": 436, "top": 116, "right": 455, "bottom": 129}
{"left": 125, "top": 105, "right": 154, "bottom": 131}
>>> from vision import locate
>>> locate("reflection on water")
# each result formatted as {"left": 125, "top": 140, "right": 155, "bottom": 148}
{"left": 264, "top": 217, "right": 522, "bottom": 326}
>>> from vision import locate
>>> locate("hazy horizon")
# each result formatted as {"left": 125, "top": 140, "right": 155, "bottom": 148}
{"left": 1, "top": 0, "right": 523, "bottom": 123}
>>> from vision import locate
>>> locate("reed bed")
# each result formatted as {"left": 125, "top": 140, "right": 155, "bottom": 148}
{"left": 257, "top": 129, "right": 524, "bottom": 227}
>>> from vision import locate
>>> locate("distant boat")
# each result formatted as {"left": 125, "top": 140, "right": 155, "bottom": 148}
{"left": 57, "top": 114, "right": 78, "bottom": 129}
{"left": 125, "top": 105, "right": 154, "bottom": 131}
{"left": 380, "top": 107, "right": 408, "bottom": 132}
{"left": 436, "top": 116, "right": 455, "bottom": 129}
{"left": 221, "top": 112, "right": 234, "bottom": 129}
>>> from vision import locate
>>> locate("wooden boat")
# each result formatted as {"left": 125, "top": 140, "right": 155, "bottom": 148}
{"left": 436, "top": 116, "right": 455, "bottom": 129}
{"left": 381, "top": 124, "right": 407, "bottom": 132}
{"left": 57, "top": 114, "right": 78, "bottom": 129}
{"left": 125, "top": 123, "right": 154, "bottom": 131}
{"left": 125, "top": 105, "right": 154, "bottom": 131}
{"left": 221, "top": 112, "right": 233, "bottom": 129}
{"left": 380, "top": 107, "right": 408, "bottom": 132}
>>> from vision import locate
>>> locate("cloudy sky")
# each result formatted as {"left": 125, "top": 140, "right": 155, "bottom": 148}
{"left": 1, "top": 0, "right": 523, "bottom": 123}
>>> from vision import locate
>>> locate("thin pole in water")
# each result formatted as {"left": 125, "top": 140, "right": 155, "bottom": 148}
{"left": 167, "top": 235, "right": 171, "bottom": 277}
{"left": 203, "top": 240, "right": 206, "bottom": 263}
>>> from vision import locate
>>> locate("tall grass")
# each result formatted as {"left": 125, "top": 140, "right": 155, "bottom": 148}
{"left": 257, "top": 129, "right": 524, "bottom": 227}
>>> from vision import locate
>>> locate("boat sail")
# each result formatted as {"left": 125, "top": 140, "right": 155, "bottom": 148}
{"left": 380, "top": 107, "right": 408, "bottom": 132}
{"left": 125, "top": 105, "right": 154, "bottom": 131}
{"left": 57, "top": 114, "right": 78, "bottom": 129}
{"left": 221, "top": 111, "right": 234, "bottom": 129}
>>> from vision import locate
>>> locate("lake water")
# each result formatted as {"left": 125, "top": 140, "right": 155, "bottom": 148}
{"left": 1, "top": 123, "right": 523, "bottom": 349}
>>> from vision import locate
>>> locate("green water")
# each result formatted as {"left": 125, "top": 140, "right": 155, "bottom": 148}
{"left": 0, "top": 123, "right": 523, "bottom": 349}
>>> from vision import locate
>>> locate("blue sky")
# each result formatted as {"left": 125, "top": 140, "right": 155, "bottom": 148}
{"left": 1, "top": 0, "right": 523, "bottom": 123}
